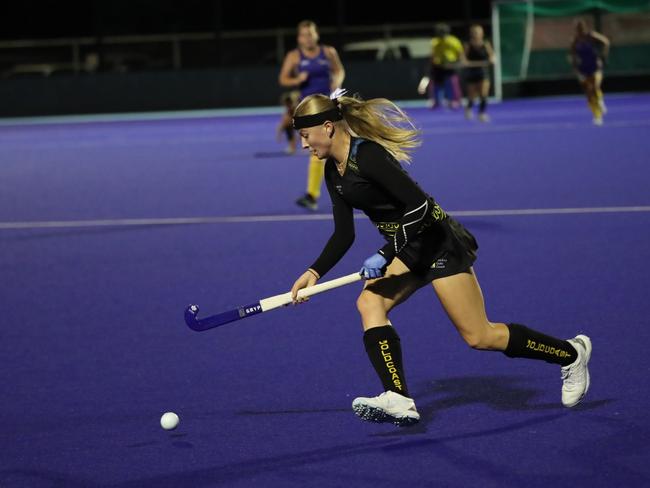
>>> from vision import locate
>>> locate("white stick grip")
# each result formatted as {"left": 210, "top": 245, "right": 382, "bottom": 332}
{"left": 259, "top": 272, "right": 362, "bottom": 312}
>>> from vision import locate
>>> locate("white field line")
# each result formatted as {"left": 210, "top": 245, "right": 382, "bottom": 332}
{"left": 1, "top": 205, "right": 649, "bottom": 230}
{"left": 421, "top": 119, "right": 650, "bottom": 135}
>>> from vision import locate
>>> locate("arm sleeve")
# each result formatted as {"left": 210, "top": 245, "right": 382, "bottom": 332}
{"left": 357, "top": 143, "right": 431, "bottom": 259}
{"left": 309, "top": 167, "right": 355, "bottom": 277}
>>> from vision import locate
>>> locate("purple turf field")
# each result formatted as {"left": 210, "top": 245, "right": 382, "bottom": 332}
{"left": 1, "top": 94, "right": 649, "bottom": 487}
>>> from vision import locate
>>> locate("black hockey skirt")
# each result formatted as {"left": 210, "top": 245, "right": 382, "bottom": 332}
{"left": 397, "top": 217, "right": 478, "bottom": 281}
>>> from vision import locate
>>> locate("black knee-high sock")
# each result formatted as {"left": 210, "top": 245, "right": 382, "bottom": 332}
{"left": 363, "top": 326, "right": 410, "bottom": 397}
{"left": 466, "top": 98, "right": 474, "bottom": 109}
{"left": 504, "top": 323, "right": 577, "bottom": 367}
{"left": 479, "top": 97, "right": 487, "bottom": 113}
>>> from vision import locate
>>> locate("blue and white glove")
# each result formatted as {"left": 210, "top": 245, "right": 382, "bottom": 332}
{"left": 360, "top": 253, "right": 388, "bottom": 280}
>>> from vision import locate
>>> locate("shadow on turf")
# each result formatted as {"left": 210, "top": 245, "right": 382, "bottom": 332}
{"left": 0, "top": 396, "right": 627, "bottom": 488}
{"left": 0, "top": 470, "right": 92, "bottom": 488}
{"left": 126, "top": 432, "right": 194, "bottom": 450}
{"left": 371, "top": 375, "right": 613, "bottom": 437}
{"left": 61, "top": 376, "right": 613, "bottom": 487}
{"left": 98, "top": 406, "right": 610, "bottom": 488}
{"left": 236, "top": 408, "right": 349, "bottom": 416}
{"left": 233, "top": 375, "right": 611, "bottom": 431}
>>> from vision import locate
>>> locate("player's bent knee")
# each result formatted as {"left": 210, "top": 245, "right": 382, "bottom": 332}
{"left": 356, "top": 291, "right": 387, "bottom": 317}
{"left": 462, "top": 333, "right": 486, "bottom": 349}
{"left": 460, "top": 328, "right": 495, "bottom": 350}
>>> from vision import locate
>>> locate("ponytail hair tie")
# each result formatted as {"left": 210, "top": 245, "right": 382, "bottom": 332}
{"left": 329, "top": 87, "right": 348, "bottom": 101}
{"left": 292, "top": 88, "right": 348, "bottom": 129}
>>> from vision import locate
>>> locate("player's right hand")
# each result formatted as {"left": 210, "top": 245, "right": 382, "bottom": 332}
{"left": 291, "top": 269, "right": 319, "bottom": 304}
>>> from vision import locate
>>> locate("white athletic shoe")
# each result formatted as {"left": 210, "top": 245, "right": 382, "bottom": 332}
{"left": 561, "top": 335, "right": 592, "bottom": 407}
{"left": 593, "top": 117, "right": 604, "bottom": 126}
{"left": 352, "top": 391, "right": 420, "bottom": 426}
{"left": 464, "top": 107, "right": 474, "bottom": 120}
{"left": 478, "top": 112, "right": 491, "bottom": 123}
{"left": 599, "top": 100, "right": 608, "bottom": 115}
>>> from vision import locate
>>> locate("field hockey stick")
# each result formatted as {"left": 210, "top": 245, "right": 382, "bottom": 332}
{"left": 184, "top": 272, "right": 362, "bottom": 332}
{"left": 417, "top": 76, "right": 430, "bottom": 95}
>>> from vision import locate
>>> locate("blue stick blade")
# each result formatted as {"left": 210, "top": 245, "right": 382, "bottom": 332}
{"left": 184, "top": 302, "right": 263, "bottom": 332}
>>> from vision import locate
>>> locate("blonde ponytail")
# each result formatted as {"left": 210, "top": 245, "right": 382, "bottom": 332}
{"left": 337, "top": 95, "right": 421, "bottom": 163}
{"left": 294, "top": 93, "right": 421, "bottom": 163}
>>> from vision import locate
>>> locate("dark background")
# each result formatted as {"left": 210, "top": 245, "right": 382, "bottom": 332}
{"left": 1, "top": 0, "right": 491, "bottom": 40}
{"left": 3, "top": 1, "right": 647, "bottom": 117}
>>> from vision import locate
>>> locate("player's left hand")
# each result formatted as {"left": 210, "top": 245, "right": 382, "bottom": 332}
{"left": 291, "top": 269, "right": 318, "bottom": 304}
{"left": 360, "top": 253, "right": 387, "bottom": 280}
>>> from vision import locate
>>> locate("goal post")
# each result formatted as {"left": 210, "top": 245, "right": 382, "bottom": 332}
{"left": 491, "top": 0, "right": 650, "bottom": 99}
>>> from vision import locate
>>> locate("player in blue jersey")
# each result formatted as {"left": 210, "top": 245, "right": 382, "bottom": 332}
{"left": 569, "top": 19, "right": 610, "bottom": 125}
{"left": 279, "top": 20, "right": 345, "bottom": 211}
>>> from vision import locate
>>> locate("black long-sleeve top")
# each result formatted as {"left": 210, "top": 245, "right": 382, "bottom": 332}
{"left": 310, "top": 137, "right": 447, "bottom": 277}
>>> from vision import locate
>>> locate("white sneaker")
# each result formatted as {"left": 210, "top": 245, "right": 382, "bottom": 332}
{"left": 599, "top": 100, "right": 608, "bottom": 115}
{"left": 352, "top": 390, "right": 420, "bottom": 426}
{"left": 561, "top": 335, "right": 592, "bottom": 407}
{"left": 478, "top": 112, "right": 491, "bottom": 123}
{"left": 593, "top": 117, "right": 604, "bottom": 126}
{"left": 464, "top": 107, "right": 474, "bottom": 120}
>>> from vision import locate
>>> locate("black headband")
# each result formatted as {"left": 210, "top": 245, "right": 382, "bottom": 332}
{"left": 293, "top": 107, "right": 342, "bottom": 129}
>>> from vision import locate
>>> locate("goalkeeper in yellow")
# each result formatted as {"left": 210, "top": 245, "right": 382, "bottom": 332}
{"left": 428, "top": 23, "right": 466, "bottom": 109}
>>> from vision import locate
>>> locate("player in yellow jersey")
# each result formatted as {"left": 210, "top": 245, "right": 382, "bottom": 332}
{"left": 428, "top": 23, "right": 466, "bottom": 109}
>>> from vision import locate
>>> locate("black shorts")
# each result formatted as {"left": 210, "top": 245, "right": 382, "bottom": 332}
{"left": 397, "top": 217, "right": 478, "bottom": 281}
{"left": 464, "top": 68, "right": 488, "bottom": 84}
{"left": 431, "top": 66, "right": 457, "bottom": 84}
